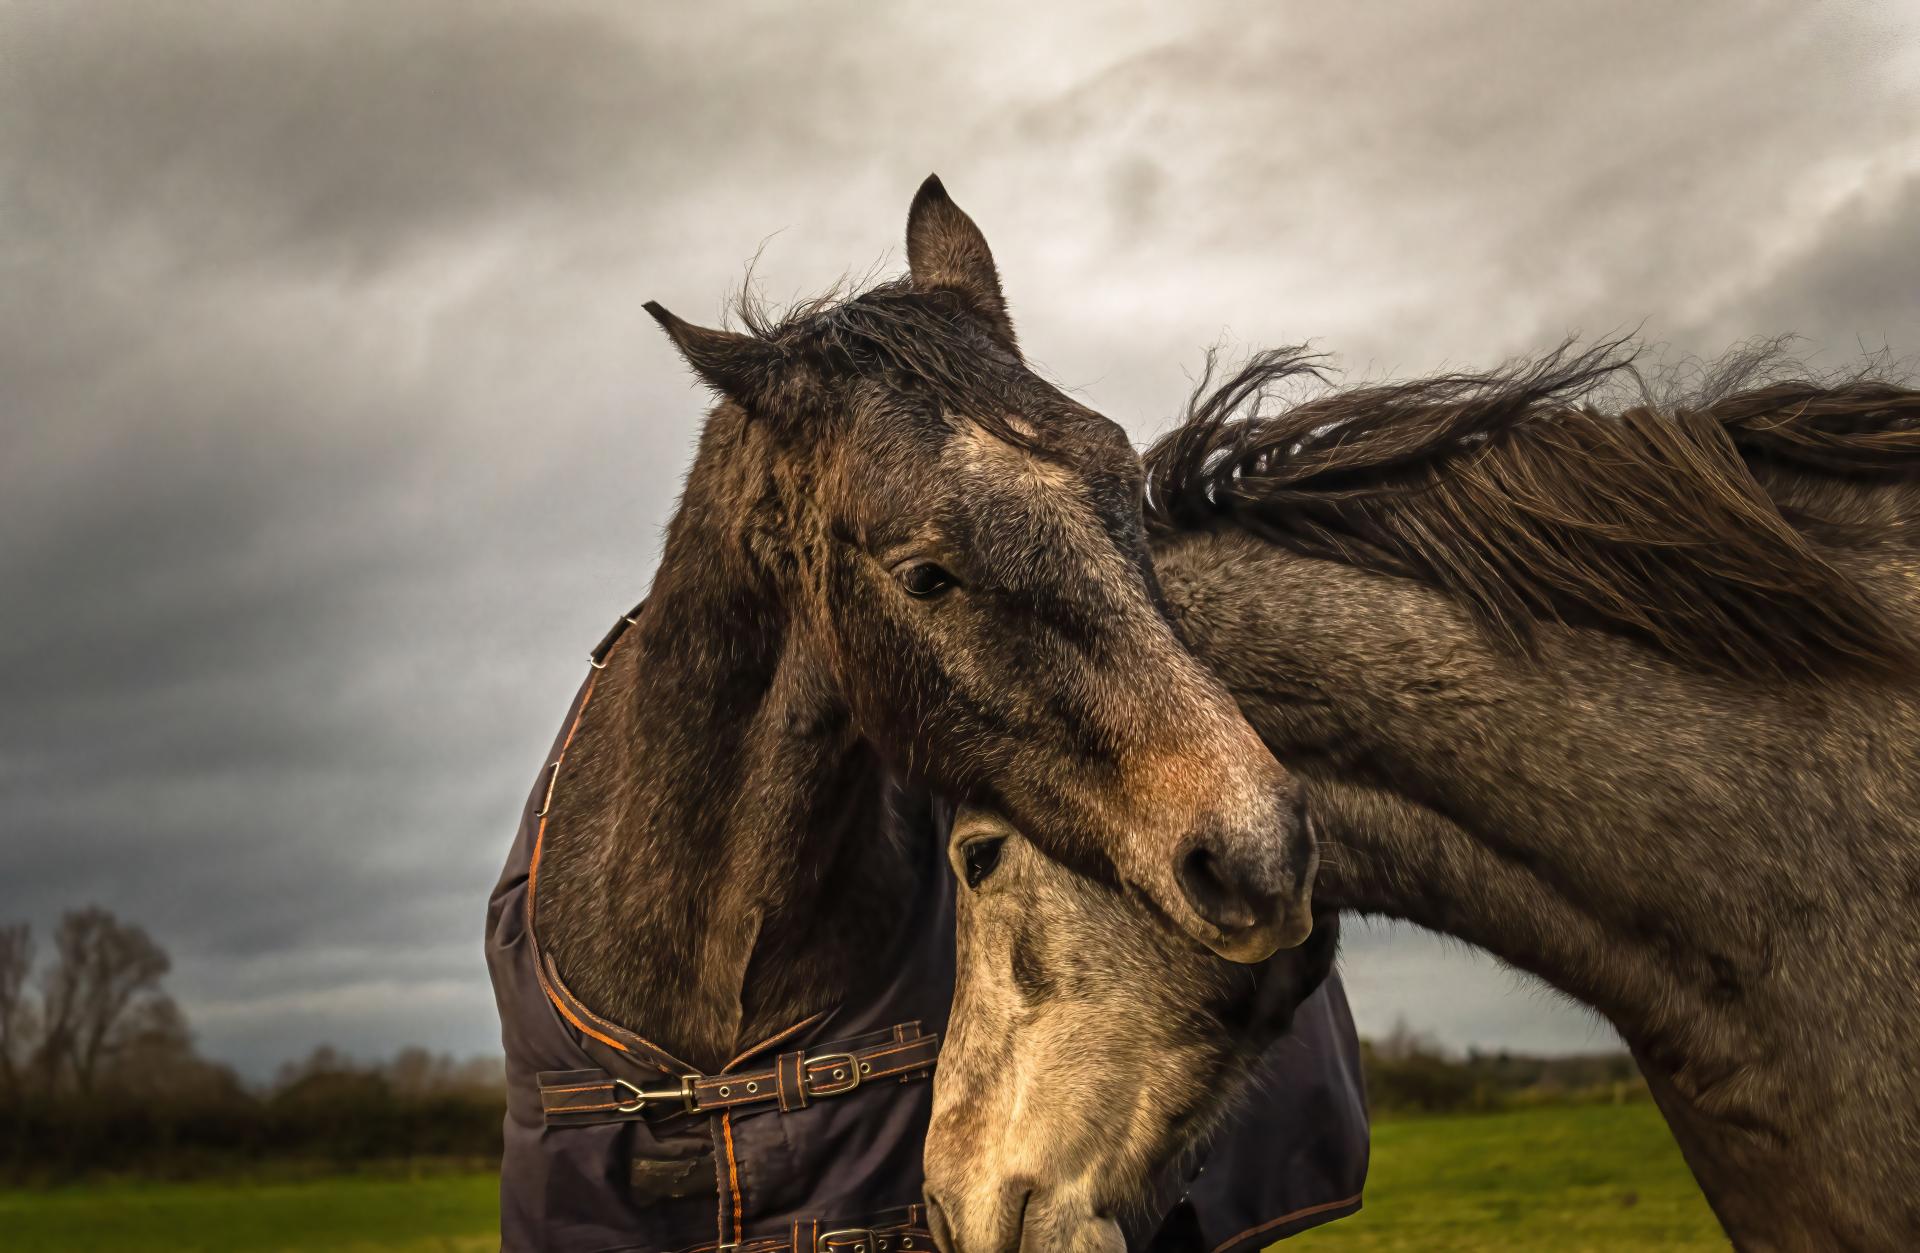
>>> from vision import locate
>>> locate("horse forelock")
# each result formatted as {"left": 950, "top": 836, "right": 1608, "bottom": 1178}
{"left": 729, "top": 276, "right": 1048, "bottom": 456}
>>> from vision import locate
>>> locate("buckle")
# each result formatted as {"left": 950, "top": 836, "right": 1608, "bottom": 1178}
{"left": 816, "top": 1229, "right": 876, "bottom": 1253}
{"left": 804, "top": 1051, "right": 862, "bottom": 1098}
{"left": 613, "top": 1073, "right": 700, "bottom": 1115}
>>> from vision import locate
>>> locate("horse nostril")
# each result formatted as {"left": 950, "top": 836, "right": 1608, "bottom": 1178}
{"left": 1176, "top": 834, "right": 1286, "bottom": 932}
{"left": 1006, "top": 1187, "right": 1034, "bottom": 1253}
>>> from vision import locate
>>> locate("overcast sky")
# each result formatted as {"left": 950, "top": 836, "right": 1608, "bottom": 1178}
{"left": 4, "top": 1, "right": 1917, "bottom": 1078}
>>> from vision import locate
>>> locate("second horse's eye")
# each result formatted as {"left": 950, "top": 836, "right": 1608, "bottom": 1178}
{"left": 899, "top": 562, "right": 954, "bottom": 599}
{"left": 961, "top": 836, "right": 1005, "bottom": 889}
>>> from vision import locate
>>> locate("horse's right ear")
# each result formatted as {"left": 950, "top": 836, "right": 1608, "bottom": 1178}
{"left": 645, "top": 301, "right": 788, "bottom": 410}
{"left": 906, "top": 175, "right": 1017, "bottom": 352}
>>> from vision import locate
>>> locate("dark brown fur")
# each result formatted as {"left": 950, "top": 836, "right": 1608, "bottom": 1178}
{"left": 531, "top": 179, "right": 1308, "bottom": 1073}
{"left": 927, "top": 350, "right": 1920, "bottom": 1252}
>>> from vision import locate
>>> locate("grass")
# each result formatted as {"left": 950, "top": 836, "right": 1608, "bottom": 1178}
{"left": 0, "top": 1171, "right": 498, "bottom": 1253}
{"left": 1292, "top": 1102, "right": 1728, "bottom": 1251}
{"left": 0, "top": 1103, "right": 1724, "bottom": 1251}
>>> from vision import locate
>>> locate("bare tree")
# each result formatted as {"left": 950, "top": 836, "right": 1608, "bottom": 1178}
{"left": 35, "top": 907, "right": 175, "bottom": 1095}
{"left": 0, "top": 923, "right": 33, "bottom": 1096}
{"left": 1374, "top": 1014, "right": 1446, "bottom": 1063}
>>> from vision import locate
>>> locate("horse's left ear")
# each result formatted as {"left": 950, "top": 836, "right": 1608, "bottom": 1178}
{"left": 906, "top": 174, "right": 1017, "bottom": 352}
{"left": 644, "top": 301, "right": 789, "bottom": 411}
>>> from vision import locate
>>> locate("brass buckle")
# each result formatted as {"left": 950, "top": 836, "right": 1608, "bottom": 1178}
{"left": 816, "top": 1229, "right": 876, "bottom": 1253}
{"left": 804, "top": 1051, "right": 862, "bottom": 1098}
{"left": 614, "top": 1073, "right": 699, "bottom": 1115}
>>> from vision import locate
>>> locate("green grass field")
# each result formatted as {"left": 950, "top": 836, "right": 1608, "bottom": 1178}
{"left": 1293, "top": 1103, "right": 1727, "bottom": 1251}
{"left": 0, "top": 1103, "right": 1722, "bottom": 1251}
{"left": 0, "top": 1172, "right": 498, "bottom": 1253}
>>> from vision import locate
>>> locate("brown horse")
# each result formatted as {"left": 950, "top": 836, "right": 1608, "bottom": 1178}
{"left": 531, "top": 177, "right": 1316, "bottom": 1085}
{"left": 923, "top": 350, "right": 1920, "bottom": 1252}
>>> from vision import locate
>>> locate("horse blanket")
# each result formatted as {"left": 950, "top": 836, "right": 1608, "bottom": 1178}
{"left": 486, "top": 609, "right": 1369, "bottom": 1252}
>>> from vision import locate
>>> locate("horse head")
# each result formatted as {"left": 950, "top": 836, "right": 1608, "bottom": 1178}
{"left": 923, "top": 806, "right": 1337, "bottom": 1253}
{"left": 643, "top": 177, "right": 1315, "bottom": 962}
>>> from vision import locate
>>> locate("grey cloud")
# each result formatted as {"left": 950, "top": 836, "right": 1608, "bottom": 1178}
{"left": 8, "top": 2, "right": 673, "bottom": 273}
{"left": 1680, "top": 170, "right": 1920, "bottom": 357}
{"left": 1340, "top": 922, "right": 1621, "bottom": 1055}
{"left": 984, "top": 1, "right": 1919, "bottom": 378}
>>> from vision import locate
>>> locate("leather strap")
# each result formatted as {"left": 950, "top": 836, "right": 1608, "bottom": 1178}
{"left": 668, "top": 1205, "right": 934, "bottom": 1253}
{"left": 539, "top": 1022, "right": 938, "bottom": 1124}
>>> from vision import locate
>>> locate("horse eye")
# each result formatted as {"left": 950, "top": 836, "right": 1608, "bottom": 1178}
{"left": 898, "top": 562, "right": 954, "bottom": 599}
{"left": 961, "top": 836, "right": 1005, "bottom": 889}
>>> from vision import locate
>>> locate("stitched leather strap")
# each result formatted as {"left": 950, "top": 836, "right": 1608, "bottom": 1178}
{"left": 538, "top": 1022, "right": 938, "bottom": 1124}
{"left": 668, "top": 1205, "right": 934, "bottom": 1253}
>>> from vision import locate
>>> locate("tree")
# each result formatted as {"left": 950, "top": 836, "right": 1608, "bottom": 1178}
{"left": 275, "top": 1043, "right": 351, "bottom": 1091}
{"left": 1375, "top": 1014, "right": 1444, "bottom": 1063}
{"left": 35, "top": 907, "right": 177, "bottom": 1095}
{"left": 0, "top": 924, "right": 33, "bottom": 1097}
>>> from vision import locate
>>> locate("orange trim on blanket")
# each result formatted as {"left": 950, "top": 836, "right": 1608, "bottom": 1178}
{"left": 526, "top": 672, "right": 599, "bottom": 911}
{"left": 1210, "top": 1192, "right": 1363, "bottom": 1253}
{"left": 545, "top": 981, "right": 630, "bottom": 1054}
{"left": 522, "top": 669, "right": 639, "bottom": 1056}
{"left": 723, "top": 1010, "right": 831, "bottom": 1072}
{"left": 722, "top": 1110, "right": 744, "bottom": 1239}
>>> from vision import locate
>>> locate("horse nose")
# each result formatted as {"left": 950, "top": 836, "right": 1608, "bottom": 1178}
{"left": 924, "top": 1184, "right": 1030, "bottom": 1253}
{"left": 1176, "top": 834, "right": 1286, "bottom": 929}
{"left": 925, "top": 1191, "right": 954, "bottom": 1252}
{"left": 1173, "top": 795, "right": 1314, "bottom": 961}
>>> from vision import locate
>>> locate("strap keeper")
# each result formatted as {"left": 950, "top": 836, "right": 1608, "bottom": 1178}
{"left": 893, "top": 1022, "right": 926, "bottom": 1083}
{"left": 775, "top": 1050, "right": 809, "bottom": 1112}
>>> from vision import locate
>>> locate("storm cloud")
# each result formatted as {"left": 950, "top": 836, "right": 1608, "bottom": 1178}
{"left": 4, "top": 1, "right": 1915, "bottom": 1074}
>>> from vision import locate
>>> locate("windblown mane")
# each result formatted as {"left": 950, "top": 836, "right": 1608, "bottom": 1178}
{"left": 1143, "top": 341, "right": 1920, "bottom": 678}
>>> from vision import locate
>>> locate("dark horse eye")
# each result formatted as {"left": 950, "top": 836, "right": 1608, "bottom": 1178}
{"left": 961, "top": 836, "right": 1005, "bottom": 889}
{"left": 898, "top": 562, "right": 954, "bottom": 599}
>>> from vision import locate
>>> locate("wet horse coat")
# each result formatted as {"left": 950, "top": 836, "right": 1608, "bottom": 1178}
{"left": 487, "top": 609, "right": 1369, "bottom": 1252}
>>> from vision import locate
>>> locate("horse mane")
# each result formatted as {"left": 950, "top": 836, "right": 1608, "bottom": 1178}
{"left": 1143, "top": 340, "right": 1920, "bottom": 679}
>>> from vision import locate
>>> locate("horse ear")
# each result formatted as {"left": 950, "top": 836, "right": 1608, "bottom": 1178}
{"left": 644, "top": 301, "right": 787, "bottom": 409}
{"left": 906, "top": 175, "right": 1017, "bottom": 351}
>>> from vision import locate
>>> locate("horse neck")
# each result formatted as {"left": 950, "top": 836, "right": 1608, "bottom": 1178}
{"left": 1161, "top": 528, "right": 1920, "bottom": 1075}
{"left": 533, "top": 430, "right": 916, "bottom": 1073}
{"left": 1319, "top": 553, "right": 1920, "bottom": 1249}
{"left": 1162, "top": 527, "right": 1920, "bottom": 1249}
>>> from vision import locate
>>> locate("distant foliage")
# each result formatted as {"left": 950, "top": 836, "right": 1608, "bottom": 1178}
{"left": 1361, "top": 1017, "right": 1646, "bottom": 1118}
{"left": 0, "top": 907, "right": 504, "bottom": 1184}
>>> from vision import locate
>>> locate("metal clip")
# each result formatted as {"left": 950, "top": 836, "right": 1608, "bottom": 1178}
{"left": 817, "top": 1229, "right": 876, "bottom": 1253}
{"left": 533, "top": 761, "right": 562, "bottom": 818}
{"left": 614, "top": 1073, "right": 700, "bottom": 1115}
